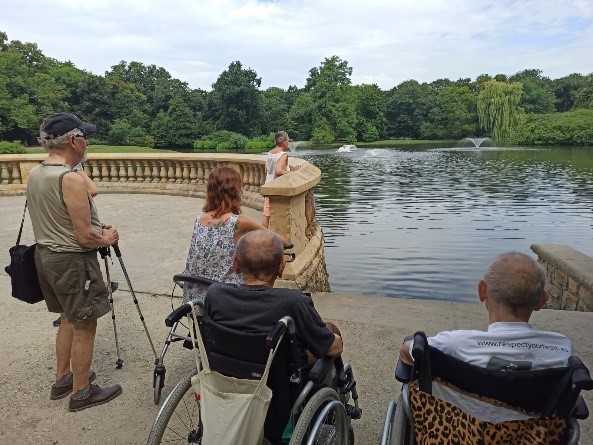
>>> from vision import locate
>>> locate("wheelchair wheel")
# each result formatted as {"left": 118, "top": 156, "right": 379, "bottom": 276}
{"left": 389, "top": 396, "right": 412, "bottom": 445}
{"left": 290, "top": 387, "right": 349, "bottom": 445}
{"left": 146, "top": 369, "right": 201, "bottom": 445}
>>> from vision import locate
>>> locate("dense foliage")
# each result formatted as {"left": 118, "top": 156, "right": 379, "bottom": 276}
{"left": 1, "top": 31, "right": 592, "bottom": 148}
{"left": 513, "top": 109, "right": 593, "bottom": 146}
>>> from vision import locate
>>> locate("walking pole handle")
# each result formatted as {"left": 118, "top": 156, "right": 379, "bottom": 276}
{"left": 113, "top": 243, "right": 122, "bottom": 258}
{"left": 99, "top": 246, "right": 111, "bottom": 258}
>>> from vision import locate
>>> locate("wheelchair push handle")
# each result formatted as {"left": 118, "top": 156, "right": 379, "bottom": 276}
{"left": 173, "top": 274, "right": 216, "bottom": 288}
{"left": 165, "top": 300, "right": 204, "bottom": 327}
{"left": 165, "top": 303, "right": 192, "bottom": 327}
{"left": 265, "top": 316, "right": 295, "bottom": 348}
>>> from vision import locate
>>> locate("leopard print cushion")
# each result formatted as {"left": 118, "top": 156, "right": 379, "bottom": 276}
{"left": 409, "top": 380, "right": 567, "bottom": 445}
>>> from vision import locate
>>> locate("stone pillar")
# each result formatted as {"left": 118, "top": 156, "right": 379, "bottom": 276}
{"left": 531, "top": 244, "right": 593, "bottom": 312}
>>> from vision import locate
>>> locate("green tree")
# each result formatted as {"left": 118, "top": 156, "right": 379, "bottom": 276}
{"left": 552, "top": 73, "right": 587, "bottom": 112}
{"left": 208, "top": 61, "right": 262, "bottom": 137}
{"left": 509, "top": 69, "right": 555, "bottom": 114}
{"left": 420, "top": 85, "right": 478, "bottom": 139}
{"left": 305, "top": 56, "right": 356, "bottom": 142}
{"left": 385, "top": 80, "right": 433, "bottom": 138}
{"left": 352, "top": 84, "right": 387, "bottom": 141}
{"left": 259, "top": 87, "right": 289, "bottom": 134}
{"left": 71, "top": 75, "right": 150, "bottom": 137}
{"left": 574, "top": 74, "right": 593, "bottom": 109}
{"left": 477, "top": 80, "right": 524, "bottom": 144}
{"left": 166, "top": 96, "right": 204, "bottom": 147}
{"left": 0, "top": 41, "right": 65, "bottom": 142}
{"left": 287, "top": 92, "right": 315, "bottom": 140}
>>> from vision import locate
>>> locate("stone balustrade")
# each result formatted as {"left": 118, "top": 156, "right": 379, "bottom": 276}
{"left": 531, "top": 244, "right": 593, "bottom": 312}
{"left": 0, "top": 153, "right": 331, "bottom": 292}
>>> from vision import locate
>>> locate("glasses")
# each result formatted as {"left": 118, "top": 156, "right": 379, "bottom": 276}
{"left": 284, "top": 252, "right": 296, "bottom": 263}
{"left": 73, "top": 134, "right": 88, "bottom": 140}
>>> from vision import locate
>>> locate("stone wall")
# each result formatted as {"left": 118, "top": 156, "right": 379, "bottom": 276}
{"left": 0, "top": 153, "right": 331, "bottom": 292}
{"left": 531, "top": 244, "right": 593, "bottom": 312}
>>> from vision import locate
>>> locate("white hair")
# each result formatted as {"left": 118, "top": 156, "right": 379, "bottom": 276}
{"left": 40, "top": 128, "right": 83, "bottom": 149}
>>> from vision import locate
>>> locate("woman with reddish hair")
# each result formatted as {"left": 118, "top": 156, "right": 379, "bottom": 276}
{"left": 183, "top": 166, "right": 286, "bottom": 301}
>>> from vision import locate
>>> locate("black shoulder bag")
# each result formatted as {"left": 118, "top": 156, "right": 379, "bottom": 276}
{"left": 4, "top": 201, "right": 44, "bottom": 304}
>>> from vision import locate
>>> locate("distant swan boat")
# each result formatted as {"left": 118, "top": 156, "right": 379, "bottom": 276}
{"left": 337, "top": 144, "right": 357, "bottom": 152}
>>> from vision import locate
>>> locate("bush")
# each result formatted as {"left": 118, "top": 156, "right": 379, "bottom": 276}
{"left": 311, "top": 122, "right": 335, "bottom": 145}
{"left": 512, "top": 109, "right": 593, "bottom": 145}
{"left": 194, "top": 139, "right": 217, "bottom": 151}
{"left": 129, "top": 135, "right": 155, "bottom": 148}
{"left": 245, "top": 140, "right": 271, "bottom": 151}
{"left": 88, "top": 138, "right": 107, "bottom": 145}
{"left": 0, "top": 140, "right": 25, "bottom": 154}
{"left": 193, "top": 131, "right": 248, "bottom": 151}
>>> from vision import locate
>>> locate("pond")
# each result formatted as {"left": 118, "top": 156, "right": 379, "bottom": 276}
{"left": 295, "top": 146, "right": 593, "bottom": 303}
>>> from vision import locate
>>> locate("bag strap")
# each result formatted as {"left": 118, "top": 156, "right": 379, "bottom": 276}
{"left": 190, "top": 302, "right": 208, "bottom": 372}
{"left": 16, "top": 200, "right": 28, "bottom": 245}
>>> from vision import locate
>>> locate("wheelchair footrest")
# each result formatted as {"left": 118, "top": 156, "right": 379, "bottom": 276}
{"left": 346, "top": 404, "right": 362, "bottom": 420}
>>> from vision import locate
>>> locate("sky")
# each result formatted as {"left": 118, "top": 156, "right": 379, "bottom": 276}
{"left": 2, "top": 0, "right": 593, "bottom": 91}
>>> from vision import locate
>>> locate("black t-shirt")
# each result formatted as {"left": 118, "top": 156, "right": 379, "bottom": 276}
{"left": 204, "top": 283, "right": 335, "bottom": 360}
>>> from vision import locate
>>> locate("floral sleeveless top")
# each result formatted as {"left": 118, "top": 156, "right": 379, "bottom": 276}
{"left": 182, "top": 213, "right": 241, "bottom": 302}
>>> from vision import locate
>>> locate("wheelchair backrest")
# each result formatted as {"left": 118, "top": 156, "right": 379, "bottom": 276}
{"left": 411, "top": 331, "right": 591, "bottom": 418}
{"left": 199, "top": 314, "right": 302, "bottom": 442}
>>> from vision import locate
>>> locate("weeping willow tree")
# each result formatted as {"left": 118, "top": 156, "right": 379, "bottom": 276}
{"left": 477, "top": 81, "right": 524, "bottom": 145}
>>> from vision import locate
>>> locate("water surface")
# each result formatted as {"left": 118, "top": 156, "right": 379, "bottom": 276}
{"left": 296, "top": 146, "right": 593, "bottom": 302}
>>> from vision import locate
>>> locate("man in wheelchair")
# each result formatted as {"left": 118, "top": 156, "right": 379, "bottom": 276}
{"left": 384, "top": 251, "right": 592, "bottom": 445}
{"left": 202, "top": 230, "right": 357, "bottom": 444}
{"left": 399, "top": 251, "right": 572, "bottom": 370}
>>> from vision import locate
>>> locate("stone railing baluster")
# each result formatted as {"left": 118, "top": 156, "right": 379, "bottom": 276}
{"left": 1, "top": 163, "right": 10, "bottom": 184}
{"left": 127, "top": 161, "right": 136, "bottom": 182}
{"left": 11, "top": 162, "right": 22, "bottom": 184}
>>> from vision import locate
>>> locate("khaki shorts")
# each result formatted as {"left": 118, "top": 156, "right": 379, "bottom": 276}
{"left": 35, "top": 245, "right": 110, "bottom": 324}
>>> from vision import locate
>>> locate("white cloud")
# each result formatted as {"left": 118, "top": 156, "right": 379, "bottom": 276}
{"left": 1, "top": 0, "right": 592, "bottom": 90}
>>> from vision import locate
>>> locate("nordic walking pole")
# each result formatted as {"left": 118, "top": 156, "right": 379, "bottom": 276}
{"left": 100, "top": 246, "right": 124, "bottom": 369}
{"left": 112, "top": 244, "right": 158, "bottom": 359}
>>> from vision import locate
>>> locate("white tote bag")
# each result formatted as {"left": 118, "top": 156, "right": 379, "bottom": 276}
{"left": 189, "top": 305, "right": 280, "bottom": 445}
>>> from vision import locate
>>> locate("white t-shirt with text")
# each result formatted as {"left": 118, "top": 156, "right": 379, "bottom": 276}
{"left": 415, "top": 322, "right": 572, "bottom": 370}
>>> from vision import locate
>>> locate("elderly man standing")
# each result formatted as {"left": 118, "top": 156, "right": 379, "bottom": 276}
{"left": 399, "top": 251, "right": 572, "bottom": 370}
{"left": 27, "top": 112, "right": 122, "bottom": 411}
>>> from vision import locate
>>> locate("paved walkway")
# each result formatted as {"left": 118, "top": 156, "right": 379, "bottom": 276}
{"left": 0, "top": 194, "right": 591, "bottom": 444}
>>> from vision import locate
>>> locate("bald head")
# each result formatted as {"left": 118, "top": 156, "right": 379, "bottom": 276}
{"left": 235, "top": 230, "right": 284, "bottom": 282}
{"left": 483, "top": 252, "right": 546, "bottom": 311}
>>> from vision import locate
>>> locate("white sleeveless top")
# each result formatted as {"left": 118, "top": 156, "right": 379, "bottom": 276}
{"left": 265, "top": 151, "right": 287, "bottom": 183}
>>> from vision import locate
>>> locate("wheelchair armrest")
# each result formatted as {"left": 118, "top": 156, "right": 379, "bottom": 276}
{"left": 395, "top": 359, "right": 413, "bottom": 383}
{"left": 309, "top": 356, "right": 335, "bottom": 386}
{"left": 572, "top": 395, "right": 590, "bottom": 420}
{"left": 569, "top": 356, "right": 593, "bottom": 391}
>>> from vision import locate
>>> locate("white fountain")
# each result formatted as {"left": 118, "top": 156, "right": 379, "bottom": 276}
{"left": 288, "top": 141, "right": 307, "bottom": 153}
{"left": 461, "top": 137, "right": 493, "bottom": 148}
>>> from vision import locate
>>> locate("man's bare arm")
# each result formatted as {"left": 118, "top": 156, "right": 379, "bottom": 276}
{"left": 62, "top": 172, "right": 118, "bottom": 248}
{"left": 326, "top": 334, "right": 344, "bottom": 357}
{"left": 399, "top": 340, "right": 414, "bottom": 365}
